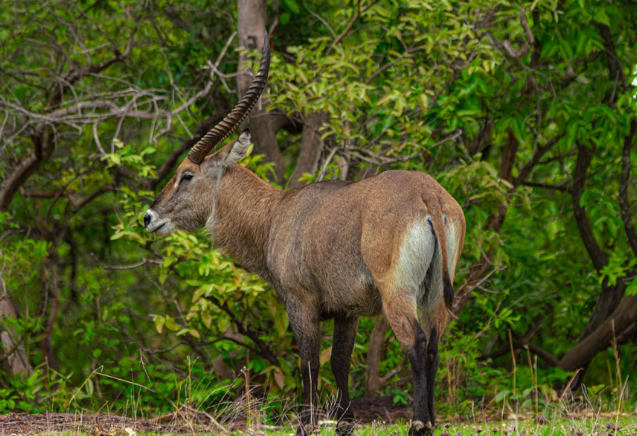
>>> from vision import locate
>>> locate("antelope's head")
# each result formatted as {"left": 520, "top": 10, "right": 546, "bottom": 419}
{"left": 144, "top": 35, "right": 270, "bottom": 236}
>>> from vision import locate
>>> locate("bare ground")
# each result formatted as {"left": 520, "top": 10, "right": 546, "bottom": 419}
{"left": 0, "top": 412, "right": 194, "bottom": 435}
{"left": 0, "top": 396, "right": 411, "bottom": 435}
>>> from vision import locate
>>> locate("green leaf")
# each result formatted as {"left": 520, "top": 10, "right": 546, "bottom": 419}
{"left": 110, "top": 230, "right": 126, "bottom": 240}
{"left": 164, "top": 316, "right": 180, "bottom": 331}
{"left": 282, "top": 0, "right": 300, "bottom": 14}
{"left": 511, "top": 114, "right": 525, "bottom": 143}
{"left": 154, "top": 316, "right": 165, "bottom": 334}
{"left": 201, "top": 310, "right": 212, "bottom": 329}
{"left": 593, "top": 8, "right": 610, "bottom": 25}
{"left": 192, "top": 287, "right": 206, "bottom": 302}
{"left": 418, "top": 92, "right": 429, "bottom": 114}
{"left": 495, "top": 390, "right": 510, "bottom": 402}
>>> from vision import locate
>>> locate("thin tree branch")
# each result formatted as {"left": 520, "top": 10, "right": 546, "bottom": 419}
{"left": 0, "top": 128, "right": 55, "bottom": 211}
{"left": 326, "top": 0, "right": 378, "bottom": 56}
{"left": 96, "top": 257, "right": 162, "bottom": 270}
{"left": 479, "top": 340, "right": 559, "bottom": 367}
{"left": 205, "top": 295, "right": 279, "bottom": 367}
{"left": 486, "top": 9, "right": 535, "bottom": 59}
{"left": 316, "top": 146, "right": 339, "bottom": 182}
{"left": 143, "top": 113, "right": 226, "bottom": 190}
{"left": 571, "top": 142, "right": 608, "bottom": 271}
{"left": 597, "top": 24, "right": 626, "bottom": 105}
{"left": 513, "top": 133, "right": 565, "bottom": 187}
{"left": 619, "top": 120, "right": 637, "bottom": 257}
{"left": 0, "top": 45, "right": 130, "bottom": 211}
{"left": 521, "top": 180, "right": 571, "bottom": 192}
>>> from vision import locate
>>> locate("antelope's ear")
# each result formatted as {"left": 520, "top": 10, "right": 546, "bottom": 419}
{"left": 223, "top": 131, "right": 252, "bottom": 164}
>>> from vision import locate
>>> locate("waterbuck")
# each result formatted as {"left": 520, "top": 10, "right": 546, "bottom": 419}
{"left": 144, "top": 37, "right": 465, "bottom": 436}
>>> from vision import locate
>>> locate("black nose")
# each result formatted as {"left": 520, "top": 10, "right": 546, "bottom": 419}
{"left": 144, "top": 211, "right": 151, "bottom": 228}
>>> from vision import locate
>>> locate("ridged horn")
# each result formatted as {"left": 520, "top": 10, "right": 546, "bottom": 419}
{"left": 188, "top": 31, "right": 271, "bottom": 164}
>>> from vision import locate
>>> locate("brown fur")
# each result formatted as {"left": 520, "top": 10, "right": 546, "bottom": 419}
{"left": 146, "top": 134, "right": 466, "bottom": 436}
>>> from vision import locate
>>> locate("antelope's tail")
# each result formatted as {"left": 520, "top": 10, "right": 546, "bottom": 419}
{"left": 423, "top": 194, "right": 454, "bottom": 312}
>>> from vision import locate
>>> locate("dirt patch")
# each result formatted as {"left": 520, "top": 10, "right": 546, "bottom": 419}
{"left": 350, "top": 396, "right": 411, "bottom": 423}
{"left": 0, "top": 398, "right": 412, "bottom": 435}
{"left": 0, "top": 413, "right": 196, "bottom": 435}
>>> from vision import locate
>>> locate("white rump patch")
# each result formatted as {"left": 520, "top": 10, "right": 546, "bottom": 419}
{"left": 394, "top": 221, "right": 436, "bottom": 294}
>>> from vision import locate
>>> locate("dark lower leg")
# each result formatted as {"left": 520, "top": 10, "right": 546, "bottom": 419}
{"left": 406, "top": 320, "right": 432, "bottom": 435}
{"left": 425, "top": 327, "right": 439, "bottom": 426}
{"left": 331, "top": 316, "right": 359, "bottom": 435}
{"left": 289, "top": 306, "right": 321, "bottom": 436}
{"left": 297, "top": 352, "right": 320, "bottom": 435}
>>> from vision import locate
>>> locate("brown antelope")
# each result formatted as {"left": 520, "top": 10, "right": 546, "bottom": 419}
{"left": 144, "top": 36, "right": 465, "bottom": 436}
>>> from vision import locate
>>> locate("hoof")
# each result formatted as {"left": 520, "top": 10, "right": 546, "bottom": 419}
{"left": 295, "top": 423, "right": 313, "bottom": 436}
{"left": 336, "top": 419, "right": 355, "bottom": 436}
{"left": 296, "top": 421, "right": 323, "bottom": 436}
{"left": 409, "top": 420, "right": 434, "bottom": 436}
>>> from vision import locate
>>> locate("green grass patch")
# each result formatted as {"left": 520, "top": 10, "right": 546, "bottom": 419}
{"left": 20, "top": 419, "right": 637, "bottom": 436}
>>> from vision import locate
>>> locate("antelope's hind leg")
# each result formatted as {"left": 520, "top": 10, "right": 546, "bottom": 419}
{"left": 369, "top": 221, "right": 437, "bottom": 435}
{"left": 383, "top": 299, "right": 434, "bottom": 436}
{"left": 331, "top": 315, "right": 359, "bottom": 436}
{"left": 420, "top": 242, "right": 448, "bottom": 427}
{"left": 424, "top": 322, "right": 442, "bottom": 427}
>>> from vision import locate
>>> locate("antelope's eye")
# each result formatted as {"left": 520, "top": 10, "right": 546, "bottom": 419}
{"left": 182, "top": 173, "right": 194, "bottom": 182}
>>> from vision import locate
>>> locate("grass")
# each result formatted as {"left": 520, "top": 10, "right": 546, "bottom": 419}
{"left": 19, "top": 419, "right": 637, "bottom": 436}
{"left": 12, "top": 350, "right": 634, "bottom": 436}
{"left": 248, "top": 418, "right": 637, "bottom": 436}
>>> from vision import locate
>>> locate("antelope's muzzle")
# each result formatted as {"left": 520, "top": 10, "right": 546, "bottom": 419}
{"left": 144, "top": 209, "right": 171, "bottom": 234}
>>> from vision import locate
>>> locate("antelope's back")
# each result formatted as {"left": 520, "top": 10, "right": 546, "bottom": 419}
{"left": 267, "top": 171, "right": 465, "bottom": 316}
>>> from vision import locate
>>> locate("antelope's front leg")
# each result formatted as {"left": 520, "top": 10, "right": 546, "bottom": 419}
{"left": 287, "top": 301, "right": 321, "bottom": 436}
{"left": 331, "top": 315, "right": 359, "bottom": 435}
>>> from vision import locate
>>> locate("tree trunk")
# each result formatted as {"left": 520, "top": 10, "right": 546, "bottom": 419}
{"left": 0, "top": 128, "right": 54, "bottom": 211}
{"left": 365, "top": 315, "right": 390, "bottom": 396}
{"left": 288, "top": 112, "right": 326, "bottom": 189}
{"left": 237, "top": 0, "right": 284, "bottom": 183}
{"left": 559, "top": 296, "right": 637, "bottom": 371}
{"left": 0, "top": 294, "right": 32, "bottom": 376}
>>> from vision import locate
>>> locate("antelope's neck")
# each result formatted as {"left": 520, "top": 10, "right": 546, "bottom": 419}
{"left": 211, "top": 164, "right": 286, "bottom": 279}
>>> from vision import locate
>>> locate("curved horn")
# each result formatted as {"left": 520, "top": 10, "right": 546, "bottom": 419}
{"left": 188, "top": 31, "right": 271, "bottom": 164}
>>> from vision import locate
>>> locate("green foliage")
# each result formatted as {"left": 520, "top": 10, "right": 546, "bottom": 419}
{"left": 1, "top": 0, "right": 636, "bottom": 422}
